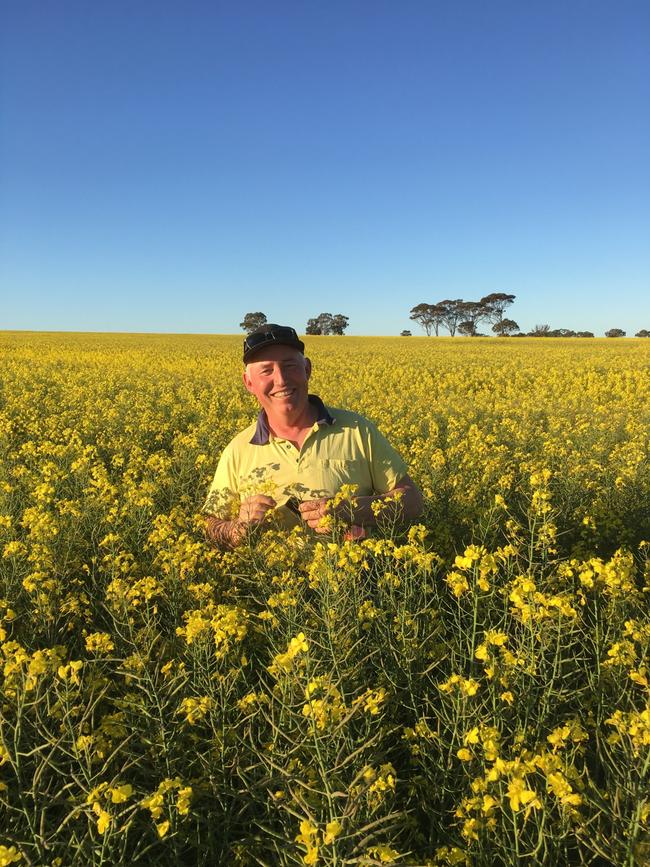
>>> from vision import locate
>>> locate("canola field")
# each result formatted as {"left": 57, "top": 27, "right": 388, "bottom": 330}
{"left": 1, "top": 332, "right": 649, "bottom": 867}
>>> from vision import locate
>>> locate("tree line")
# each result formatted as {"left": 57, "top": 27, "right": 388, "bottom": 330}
{"left": 409, "top": 294, "right": 518, "bottom": 336}
{"left": 240, "top": 312, "right": 349, "bottom": 336}
{"left": 240, "top": 310, "right": 649, "bottom": 339}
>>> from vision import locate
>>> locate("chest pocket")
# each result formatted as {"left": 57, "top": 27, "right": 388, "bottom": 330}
{"left": 301, "top": 458, "right": 374, "bottom": 499}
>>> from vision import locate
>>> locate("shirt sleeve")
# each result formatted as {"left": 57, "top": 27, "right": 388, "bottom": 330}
{"left": 202, "top": 442, "right": 241, "bottom": 519}
{"left": 363, "top": 419, "right": 409, "bottom": 494}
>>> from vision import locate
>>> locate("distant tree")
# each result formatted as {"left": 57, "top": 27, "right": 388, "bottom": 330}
{"left": 240, "top": 312, "right": 267, "bottom": 333}
{"left": 306, "top": 313, "right": 349, "bottom": 335}
{"left": 409, "top": 303, "right": 435, "bottom": 336}
{"left": 635, "top": 329, "right": 650, "bottom": 338}
{"left": 576, "top": 331, "right": 595, "bottom": 338}
{"left": 458, "top": 320, "right": 477, "bottom": 336}
{"left": 330, "top": 314, "right": 349, "bottom": 335}
{"left": 400, "top": 330, "right": 412, "bottom": 336}
{"left": 480, "top": 292, "right": 516, "bottom": 331}
{"left": 439, "top": 299, "right": 465, "bottom": 337}
{"left": 409, "top": 302, "right": 449, "bottom": 336}
{"left": 458, "top": 301, "right": 488, "bottom": 335}
{"left": 528, "top": 324, "right": 551, "bottom": 337}
{"left": 493, "top": 318, "right": 519, "bottom": 336}
{"left": 315, "top": 313, "right": 333, "bottom": 335}
{"left": 548, "top": 328, "right": 576, "bottom": 337}
{"left": 605, "top": 328, "right": 626, "bottom": 337}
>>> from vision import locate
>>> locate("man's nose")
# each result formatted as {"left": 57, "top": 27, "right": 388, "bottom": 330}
{"left": 273, "top": 366, "right": 288, "bottom": 385}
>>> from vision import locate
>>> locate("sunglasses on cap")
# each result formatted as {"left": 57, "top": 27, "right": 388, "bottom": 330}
{"left": 243, "top": 325, "right": 305, "bottom": 362}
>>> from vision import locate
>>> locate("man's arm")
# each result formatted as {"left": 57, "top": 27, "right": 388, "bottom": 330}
{"left": 205, "top": 494, "right": 277, "bottom": 550}
{"left": 205, "top": 515, "right": 247, "bottom": 549}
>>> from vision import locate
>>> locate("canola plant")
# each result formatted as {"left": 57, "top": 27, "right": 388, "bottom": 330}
{"left": 0, "top": 332, "right": 649, "bottom": 866}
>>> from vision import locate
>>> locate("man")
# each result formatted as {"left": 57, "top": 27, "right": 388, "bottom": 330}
{"left": 204, "top": 324, "right": 424, "bottom": 548}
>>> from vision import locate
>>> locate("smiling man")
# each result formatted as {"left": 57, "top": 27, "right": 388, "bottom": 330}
{"left": 203, "top": 324, "right": 424, "bottom": 549}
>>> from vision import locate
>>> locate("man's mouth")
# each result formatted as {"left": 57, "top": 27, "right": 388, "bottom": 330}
{"left": 272, "top": 389, "right": 295, "bottom": 398}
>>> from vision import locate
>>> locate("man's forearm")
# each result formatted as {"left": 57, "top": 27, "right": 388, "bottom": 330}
{"left": 205, "top": 516, "right": 246, "bottom": 549}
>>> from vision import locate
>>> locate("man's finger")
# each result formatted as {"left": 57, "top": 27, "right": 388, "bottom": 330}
{"left": 239, "top": 495, "right": 277, "bottom": 524}
{"left": 299, "top": 498, "right": 329, "bottom": 514}
{"left": 245, "top": 495, "right": 277, "bottom": 507}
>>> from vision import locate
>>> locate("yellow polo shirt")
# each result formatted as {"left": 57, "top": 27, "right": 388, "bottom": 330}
{"left": 203, "top": 395, "right": 408, "bottom": 528}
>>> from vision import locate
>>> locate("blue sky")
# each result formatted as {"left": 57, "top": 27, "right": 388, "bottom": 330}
{"left": 2, "top": 0, "right": 648, "bottom": 336}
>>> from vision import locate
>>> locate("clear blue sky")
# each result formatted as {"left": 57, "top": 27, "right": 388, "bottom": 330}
{"left": 2, "top": 0, "right": 648, "bottom": 336}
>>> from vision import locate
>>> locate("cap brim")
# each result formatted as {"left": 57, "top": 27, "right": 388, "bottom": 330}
{"left": 243, "top": 337, "right": 305, "bottom": 363}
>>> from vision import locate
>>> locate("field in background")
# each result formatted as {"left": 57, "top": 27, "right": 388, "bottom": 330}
{"left": 1, "top": 333, "right": 649, "bottom": 866}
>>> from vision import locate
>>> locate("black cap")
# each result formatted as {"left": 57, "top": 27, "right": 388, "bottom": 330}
{"left": 243, "top": 324, "right": 305, "bottom": 363}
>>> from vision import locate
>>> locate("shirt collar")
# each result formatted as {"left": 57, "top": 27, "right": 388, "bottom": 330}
{"left": 249, "top": 394, "right": 335, "bottom": 445}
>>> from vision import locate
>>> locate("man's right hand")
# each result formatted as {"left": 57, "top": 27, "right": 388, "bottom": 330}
{"left": 206, "top": 494, "right": 277, "bottom": 550}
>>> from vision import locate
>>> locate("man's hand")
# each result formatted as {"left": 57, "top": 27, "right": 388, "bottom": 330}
{"left": 238, "top": 494, "right": 277, "bottom": 525}
{"left": 297, "top": 477, "right": 424, "bottom": 535}
{"left": 206, "top": 494, "right": 277, "bottom": 550}
{"left": 298, "top": 498, "right": 335, "bottom": 533}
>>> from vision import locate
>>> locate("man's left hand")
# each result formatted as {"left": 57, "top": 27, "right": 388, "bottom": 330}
{"left": 298, "top": 498, "right": 338, "bottom": 533}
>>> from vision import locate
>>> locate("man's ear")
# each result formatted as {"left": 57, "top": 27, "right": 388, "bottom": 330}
{"left": 304, "top": 357, "right": 312, "bottom": 379}
{"left": 242, "top": 368, "right": 255, "bottom": 394}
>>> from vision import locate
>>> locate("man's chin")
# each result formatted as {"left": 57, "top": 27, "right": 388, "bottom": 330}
{"left": 267, "top": 394, "right": 305, "bottom": 413}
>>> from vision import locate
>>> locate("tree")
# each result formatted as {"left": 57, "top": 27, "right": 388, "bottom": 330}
{"left": 409, "top": 302, "right": 449, "bottom": 336}
{"left": 409, "top": 303, "right": 436, "bottom": 336}
{"left": 458, "top": 301, "right": 488, "bottom": 335}
{"left": 458, "top": 321, "right": 477, "bottom": 336}
{"left": 330, "top": 314, "right": 349, "bottom": 335}
{"left": 306, "top": 313, "right": 349, "bottom": 336}
{"left": 548, "top": 328, "right": 576, "bottom": 337}
{"left": 480, "top": 293, "right": 516, "bottom": 331}
{"left": 438, "top": 299, "right": 465, "bottom": 337}
{"left": 605, "top": 328, "right": 626, "bottom": 337}
{"left": 240, "top": 312, "right": 267, "bottom": 333}
{"left": 312, "top": 313, "right": 333, "bottom": 335}
{"left": 635, "top": 329, "right": 650, "bottom": 338}
{"left": 576, "top": 331, "right": 595, "bottom": 338}
{"left": 400, "top": 330, "right": 412, "bottom": 336}
{"left": 492, "top": 318, "right": 519, "bottom": 336}
{"left": 528, "top": 324, "right": 551, "bottom": 337}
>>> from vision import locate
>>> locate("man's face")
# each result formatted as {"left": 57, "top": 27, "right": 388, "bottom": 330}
{"left": 243, "top": 345, "right": 311, "bottom": 418}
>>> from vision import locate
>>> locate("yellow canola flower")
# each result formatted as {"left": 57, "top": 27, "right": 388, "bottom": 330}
{"left": 0, "top": 846, "right": 23, "bottom": 866}
{"left": 438, "top": 674, "right": 480, "bottom": 697}
{"left": 295, "top": 819, "right": 319, "bottom": 865}
{"left": 177, "top": 695, "right": 214, "bottom": 725}
{"left": 176, "top": 786, "right": 192, "bottom": 816}
{"left": 322, "top": 820, "right": 342, "bottom": 844}
{"left": 108, "top": 783, "right": 133, "bottom": 804}
{"left": 156, "top": 820, "right": 170, "bottom": 838}
{"left": 507, "top": 777, "right": 541, "bottom": 813}
{"left": 268, "top": 632, "right": 309, "bottom": 678}
{"left": 92, "top": 802, "right": 112, "bottom": 834}
{"left": 366, "top": 844, "right": 401, "bottom": 863}
{"left": 57, "top": 659, "right": 83, "bottom": 685}
{"left": 482, "top": 794, "right": 498, "bottom": 814}
{"left": 84, "top": 632, "right": 115, "bottom": 654}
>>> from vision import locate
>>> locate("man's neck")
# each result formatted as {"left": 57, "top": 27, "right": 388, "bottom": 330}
{"left": 266, "top": 401, "right": 317, "bottom": 442}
